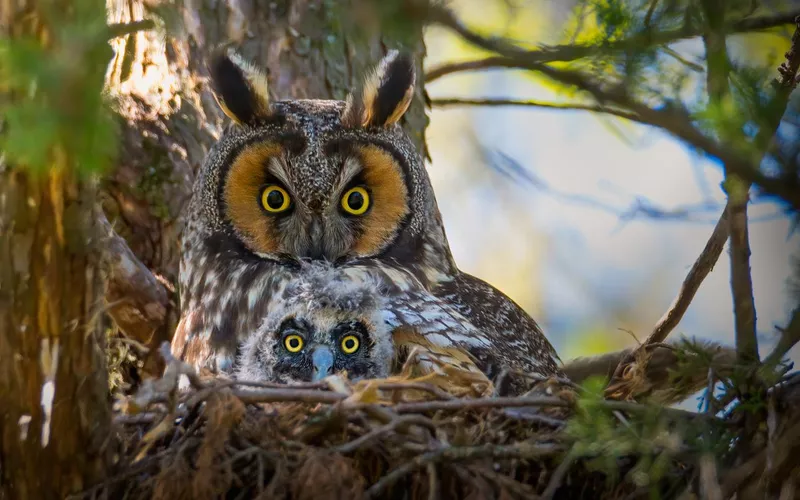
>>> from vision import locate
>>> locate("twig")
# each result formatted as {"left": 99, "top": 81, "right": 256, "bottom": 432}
{"left": 424, "top": 6, "right": 800, "bottom": 82}
{"left": 430, "top": 97, "right": 641, "bottom": 122}
{"left": 106, "top": 19, "right": 156, "bottom": 39}
{"left": 727, "top": 190, "right": 759, "bottom": 363}
{"left": 363, "top": 442, "right": 559, "bottom": 499}
{"left": 426, "top": 463, "right": 439, "bottom": 500}
{"left": 375, "top": 382, "right": 456, "bottom": 401}
{"left": 233, "top": 387, "right": 346, "bottom": 405}
{"left": 335, "top": 415, "right": 435, "bottom": 454}
{"left": 466, "top": 465, "right": 537, "bottom": 498}
{"left": 541, "top": 448, "right": 577, "bottom": 499}
{"left": 699, "top": 454, "right": 723, "bottom": 500}
{"left": 391, "top": 395, "right": 570, "bottom": 414}
{"left": 606, "top": 207, "right": 730, "bottom": 397}
{"left": 763, "top": 305, "right": 800, "bottom": 367}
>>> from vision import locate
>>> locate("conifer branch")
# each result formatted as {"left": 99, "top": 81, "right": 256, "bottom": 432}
{"left": 425, "top": 6, "right": 800, "bottom": 82}
{"left": 424, "top": 7, "right": 800, "bottom": 211}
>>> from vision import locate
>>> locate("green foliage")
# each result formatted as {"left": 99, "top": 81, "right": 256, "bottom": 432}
{"left": 0, "top": 0, "right": 121, "bottom": 176}
{"left": 565, "top": 376, "right": 691, "bottom": 494}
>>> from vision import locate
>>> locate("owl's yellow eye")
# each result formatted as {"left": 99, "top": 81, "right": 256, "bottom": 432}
{"left": 261, "top": 185, "right": 291, "bottom": 213}
{"left": 340, "top": 335, "right": 360, "bottom": 354}
{"left": 284, "top": 334, "right": 304, "bottom": 353}
{"left": 341, "top": 186, "right": 370, "bottom": 215}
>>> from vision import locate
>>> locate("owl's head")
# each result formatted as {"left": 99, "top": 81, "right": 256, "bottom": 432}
{"left": 234, "top": 262, "right": 394, "bottom": 383}
{"left": 190, "top": 46, "right": 449, "bottom": 270}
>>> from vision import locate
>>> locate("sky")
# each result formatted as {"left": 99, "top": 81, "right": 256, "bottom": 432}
{"left": 420, "top": 0, "right": 800, "bottom": 390}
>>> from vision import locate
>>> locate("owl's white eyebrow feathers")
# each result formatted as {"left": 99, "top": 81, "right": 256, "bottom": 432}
{"left": 334, "top": 156, "right": 363, "bottom": 195}
{"left": 267, "top": 156, "right": 293, "bottom": 189}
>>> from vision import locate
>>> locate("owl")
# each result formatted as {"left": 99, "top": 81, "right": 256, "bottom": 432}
{"left": 233, "top": 262, "right": 395, "bottom": 384}
{"left": 171, "top": 46, "right": 564, "bottom": 393}
{"left": 233, "top": 260, "right": 493, "bottom": 387}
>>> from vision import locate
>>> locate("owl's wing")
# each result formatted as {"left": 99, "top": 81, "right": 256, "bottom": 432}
{"left": 377, "top": 278, "right": 495, "bottom": 396}
{"left": 430, "top": 272, "right": 564, "bottom": 378}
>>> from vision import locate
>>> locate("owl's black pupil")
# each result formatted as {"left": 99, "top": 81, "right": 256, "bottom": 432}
{"left": 288, "top": 337, "right": 299, "bottom": 349}
{"left": 347, "top": 191, "right": 364, "bottom": 210}
{"left": 345, "top": 338, "right": 355, "bottom": 349}
{"left": 266, "top": 189, "right": 284, "bottom": 209}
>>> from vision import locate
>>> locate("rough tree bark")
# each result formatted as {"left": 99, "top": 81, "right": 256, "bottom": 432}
{"left": 0, "top": 3, "right": 112, "bottom": 498}
{"left": 102, "top": 0, "right": 429, "bottom": 372}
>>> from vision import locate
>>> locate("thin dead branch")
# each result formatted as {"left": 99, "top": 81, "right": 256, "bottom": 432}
{"left": 764, "top": 305, "right": 800, "bottom": 368}
{"left": 430, "top": 97, "right": 641, "bottom": 122}
{"left": 605, "top": 208, "right": 730, "bottom": 399}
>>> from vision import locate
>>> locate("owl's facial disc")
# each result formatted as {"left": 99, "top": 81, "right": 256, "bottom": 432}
{"left": 270, "top": 316, "right": 376, "bottom": 382}
{"left": 223, "top": 140, "right": 409, "bottom": 262}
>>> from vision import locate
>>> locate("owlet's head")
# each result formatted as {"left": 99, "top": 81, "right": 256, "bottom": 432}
{"left": 190, "top": 45, "right": 442, "bottom": 268}
{"left": 233, "top": 262, "right": 395, "bottom": 383}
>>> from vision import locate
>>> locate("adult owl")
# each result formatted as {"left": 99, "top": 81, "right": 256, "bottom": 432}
{"left": 171, "top": 46, "right": 563, "bottom": 390}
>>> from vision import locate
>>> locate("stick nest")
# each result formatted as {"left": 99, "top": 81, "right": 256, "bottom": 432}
{"left": 74, "top": 344, "right": 800, "bottom": 500}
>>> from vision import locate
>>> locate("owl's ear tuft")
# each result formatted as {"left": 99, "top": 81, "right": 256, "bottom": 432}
{"left": 208, "top": 46, "right": 271, "bottom": 125}
{"left": 343, "top": 50, "right": 416, "bottom": 129}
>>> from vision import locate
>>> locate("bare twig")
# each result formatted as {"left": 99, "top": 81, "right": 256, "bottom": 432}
{"left": 727, "top": 191, "right": 759, "bottom": 362}
{"left": 605, "top": 207, "right": 730, "bottom": 397}
{"left": 763, "top": 305, "right": 800, "bottom": 368}
{"left": 233, "top": 388, "right": 346, "bottom": 405}
{"left": 106, "top": 19, "right": 155, "bottom": 39}
{"left": 391, "top": 395, "right": 570, "bottom": 414}
{"left": 647, "top": 208, "right": 730, "bottom": 345}
{"left": 430, "top": 97, "right": 641, "bottom": 122}
{"left": 699, "top": 454, "right": 724, "bottom": 500}
{"left": 363, "top": 442, "right": 558, "bottom": 499}
{"left": 335, "top": 415, "right": 435, "bottom": 454}
{"left": 541, "top": 448, "right": 577, "bottom": 499}
{"left": 375, "top": 382, "right": 455, "bottom": 401}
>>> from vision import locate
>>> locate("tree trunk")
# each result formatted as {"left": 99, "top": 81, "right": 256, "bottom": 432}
{"left": 103, "top": 0, "right": 429, "bottom": 373}
{"left": 0, "top": 2, "right": 112, "bottom": 493}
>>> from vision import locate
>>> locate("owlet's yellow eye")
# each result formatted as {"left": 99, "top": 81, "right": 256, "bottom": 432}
{"left": 284, "top": 334, "right": 304, "bottom": 353}
{"left": 341, "top": 186, "right": 370, "bottom": 215}
{"left": 261, "top": 184, "right": 291, "bottom": 213}
{"left": 340, "top": 335, "right": 360, "bottom": 354}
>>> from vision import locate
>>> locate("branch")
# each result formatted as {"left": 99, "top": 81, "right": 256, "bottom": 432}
{"left": 425, "top": 6, "right": 800, "bottom": 82}
{"left": 701, "top": 0, "right": 759, "bottom": 364}
{"left": 106, "top": 19, "right": 155, "bottom": 39}
{"left": 651, "top": 205, "right": 730, "bottom": 345}
{"left": 605, "top": 206, "right": 730, "bottom": 399}
{"left": 424, "top": 8, "right": 800, "bottom": 210}
{"left": 97, "top": 210, "right": 174, "bottom": 373}
{"left": 763, "top": 305, "right": 800, "bottom": 368}
{"left": 430, "top": 97, "right": 641, "bottom": 121}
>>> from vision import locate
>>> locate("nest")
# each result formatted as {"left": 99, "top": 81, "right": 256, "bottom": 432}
{"left": 71, "top": 344, "right": 800, "bottom": 500}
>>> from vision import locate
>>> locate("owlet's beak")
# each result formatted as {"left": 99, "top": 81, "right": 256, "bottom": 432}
{"left": 311, "top": 345, "right": 334, "bottom": 381}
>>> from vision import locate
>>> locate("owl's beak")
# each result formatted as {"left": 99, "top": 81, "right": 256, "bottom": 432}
{"left": 310, "top": 345, "right": 334, "bottom": 381}
{"left": 307, "top": 219, "right": 325, "bottom": 260}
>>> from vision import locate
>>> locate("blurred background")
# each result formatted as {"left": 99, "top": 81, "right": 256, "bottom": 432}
{"left": 421, "top": 0, "right": 799, "bottom": 408}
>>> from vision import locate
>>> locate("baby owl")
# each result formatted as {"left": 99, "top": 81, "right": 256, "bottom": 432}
{"left": 171, "top": 45, "right": 564, "bottom": 392}
{"left": 234, "top": 263, "right": 393, "bottom": 384}
{"left": 234, "top": 261, "right": 493, "bottom": 385}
